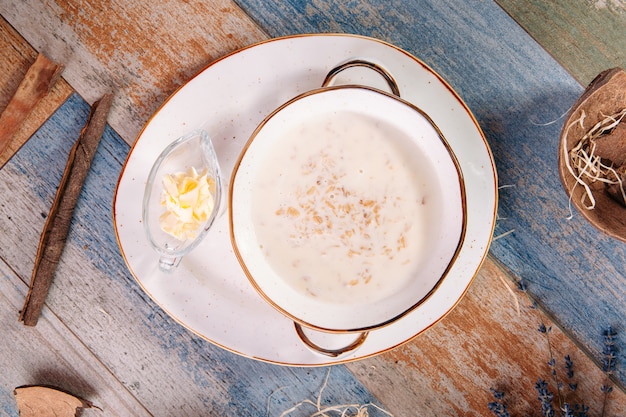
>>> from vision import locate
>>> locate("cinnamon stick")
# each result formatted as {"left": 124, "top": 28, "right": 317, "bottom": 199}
{"left": 20, "top": 93, "right": 114, "bottom": 326}
{"left": 0, "top": 53, "right": 63, "bottom": 158}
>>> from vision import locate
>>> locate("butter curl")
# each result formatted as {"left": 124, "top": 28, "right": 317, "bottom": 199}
{"left": 159, "top": 167, "right": 216, "bottom": 240}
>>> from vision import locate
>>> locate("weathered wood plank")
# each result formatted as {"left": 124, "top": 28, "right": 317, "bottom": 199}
{"left": 0, "top": 16, "right": 73, "bottom": 167}
{"left": 0, "top": 0, "right": 268, "bottom": 145}
{"left": 496, "top": 0, "right": 626, "bottom": 86}
{"left": 0, "top": 7, "right": 397, "bottom": 415}
{"left": 348, "top": 257, "right": 626, "bottom": 416}
{"left": 2, "top": 0, "right": 626, "bottom": 415}
{"left": 0, "top": 259, "right": 152, "bottom": 416}
{"left": 6, "top": 92, "right": 624, "bottom": 416}
{"left": 234, "top": 0, "right": 626, "bottom": 389}
{"left": 0, "top": 93, "right": 390, "bottom": 416}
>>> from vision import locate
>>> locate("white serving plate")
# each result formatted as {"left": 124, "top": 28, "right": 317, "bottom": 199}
{"left": 114, "top": 34, "right": 497, "bottom": 366}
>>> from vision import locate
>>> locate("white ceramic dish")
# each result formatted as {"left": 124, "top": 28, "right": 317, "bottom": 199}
{"left": 230, "top": 83, "right": 466, "bottom": 333}
{"left": 114, "top": 34, "right": 497, "bottom": 365}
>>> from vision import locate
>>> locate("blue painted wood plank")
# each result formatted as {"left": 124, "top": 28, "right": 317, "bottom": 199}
{"left": 1, "top": 93, "right": 391, "bottom": 415}
{"left": 0, "top": 260, "right": 153, "bottom": 416}
{"left": 233, "top": 0, "right": 626, "bottom": 386}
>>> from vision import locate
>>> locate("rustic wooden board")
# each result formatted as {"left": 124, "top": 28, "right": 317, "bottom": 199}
{"left": 0, "top": 93, "right": 389, "bottom": 416}
{"left": 0, "top": 259, "right": 151, "bottom": 416}
{"left": 2, "top": 0, "right": 626, "bottom": 415}
{"left": 0, "top": 0, "right": 268, "bottom": 145}
{"left": 5, "top": 95, "right": 623, "bottom": 416}
{"left": 233, "top": 0, "right": 626, "bottom": 388}
{"left": 349, "top": 257, "right": 626, "bottom": 416}
{"left": 496, "top": 0, "right": 626, "bottom": 85}
{"left": 0, "top": 16, "right": 72, "bottom": 167}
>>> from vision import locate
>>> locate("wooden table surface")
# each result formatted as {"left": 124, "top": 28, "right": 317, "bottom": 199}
{"left": 1, "top": 0, "right": 625, "bottom": 415}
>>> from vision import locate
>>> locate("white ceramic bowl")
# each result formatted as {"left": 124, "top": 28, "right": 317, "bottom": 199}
{"left": 230, "top": 81, "right": 466, "bottom": 333}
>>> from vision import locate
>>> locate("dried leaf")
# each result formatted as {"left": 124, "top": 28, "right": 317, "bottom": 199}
{"left": 14, "top": 386, "right": 94, "bottom": 417}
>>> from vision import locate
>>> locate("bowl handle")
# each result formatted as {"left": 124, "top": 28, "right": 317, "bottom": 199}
{"left": 294, "top": 322, "right": 369, "bottom": 358}
{"left": 321, "top": 59, "right": 401, "bottom": 97}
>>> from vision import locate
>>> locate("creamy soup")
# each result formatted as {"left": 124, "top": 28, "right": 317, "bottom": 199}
{"left": 251, "top": 111, "right": 438, "bottom": 304}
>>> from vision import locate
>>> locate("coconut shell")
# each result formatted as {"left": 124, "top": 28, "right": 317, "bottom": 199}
{"left": 593, "top": 120, "right": 626, "bottom": 166}
{"left": 558, "top": 67, "right": 626, "bottom": 243}
{"left": 607, "top": 166, "right": 626, "bottom": 207}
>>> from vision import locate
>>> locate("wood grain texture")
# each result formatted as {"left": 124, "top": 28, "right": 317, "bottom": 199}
{"left": 0, "top": 260, "right": 151, "bottom": 416}
{"left": 6, "top": 92, "right": 622, "bottom": 416}
{"left": 0, "top": 0, "right": 269, "bottom": 145}
{"left": 2, "top": 0, "right": 626, "bottom": 415}
{"left": 234, "top": 0, "right": 626, "bottom": 389}
{"left": 496, "top": 0, "right": 626, "bottom": 86}
{"left": 0, "top": 16, "right": 72, "bottom": 168}
{"left": 348, "top": 257, "right": 626, "bottom": 416}
{"left": 0, "top": 94, "right": 388, "bottom": 416}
